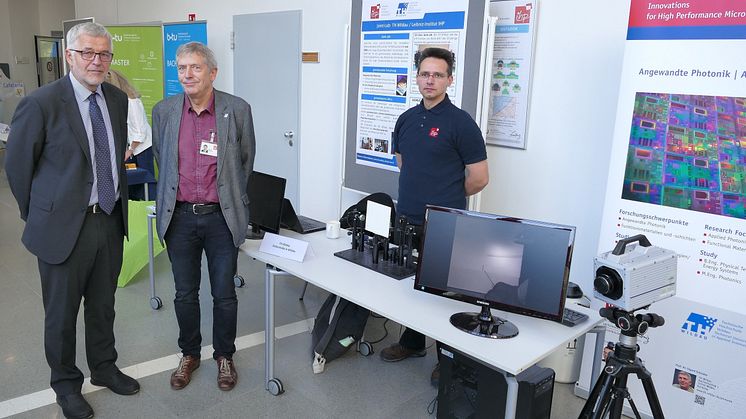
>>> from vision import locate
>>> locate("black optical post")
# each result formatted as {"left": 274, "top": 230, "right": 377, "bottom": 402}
{"left": 334, "top": 212, "right": 418, "bottom": 280}
{"left": 579, "top": 307, "right": 666, "bottom": 419}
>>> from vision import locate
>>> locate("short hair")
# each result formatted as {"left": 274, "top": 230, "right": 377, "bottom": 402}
{"left": 66, "top": 22, "right": 113, "bottom": 51}
{"left": 678, "top": 371, "right": 691, "bottom": 379}
{"left": 176, "top": 42, "right": 217, "bottom": 71}
{"left": 416, "top": 47, "right": 455, "bottom": 76}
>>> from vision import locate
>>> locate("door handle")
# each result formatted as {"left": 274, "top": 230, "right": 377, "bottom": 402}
{"left": 283, "top": 131, "right": 294, "bottom": 138}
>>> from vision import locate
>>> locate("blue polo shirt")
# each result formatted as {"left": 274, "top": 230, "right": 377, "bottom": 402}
{"left": 393, "top": 95, "right": 487, "bottom": 225}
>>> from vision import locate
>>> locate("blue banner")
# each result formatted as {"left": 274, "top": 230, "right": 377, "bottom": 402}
{"left": 362, "top": 12, "right": 465, "bottom": 32}
{"left": 363, "top": 33, "right": 410, "bottom": 40}
{"left": 362, "top": 66, "right": 408, "bottom": 74}
{"left": 361, "top": 94, "right": 407, "bottom": 103}
{"left": 163, "top": 21, "right": 208, "bottom": 97}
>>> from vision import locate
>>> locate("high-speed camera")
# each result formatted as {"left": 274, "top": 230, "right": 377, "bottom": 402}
{"left": 593, "top": 235, "right": 677, "bottom": 311}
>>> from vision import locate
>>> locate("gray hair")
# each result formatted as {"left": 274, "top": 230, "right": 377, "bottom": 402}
{"left": 66, "top": 22, "right": 113, "bottom": 51}
{"left": 176, "top": 42, "right": 217, "bottom": 71}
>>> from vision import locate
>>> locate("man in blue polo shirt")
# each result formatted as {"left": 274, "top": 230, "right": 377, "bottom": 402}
{"left": 380, "top": 48, "right": 489, "bottom": 383}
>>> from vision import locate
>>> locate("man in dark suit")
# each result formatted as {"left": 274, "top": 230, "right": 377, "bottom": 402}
{"left": 5, "top": 22, "right": 139, "bottom": 419}
{"left": 152, "top": 42, "right": 255, "bottom": 392}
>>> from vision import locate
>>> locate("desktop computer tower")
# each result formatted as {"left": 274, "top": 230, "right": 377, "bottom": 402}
{"left": 437, "top": 343, "right": 555, "bottom": 419}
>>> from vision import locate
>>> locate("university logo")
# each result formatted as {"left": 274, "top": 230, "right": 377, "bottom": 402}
{"left": 514, "top": 4, "right": 532, "bottom": 24}
{"left": 397, "top": 2, "right": 409, "bottom": 16}
{"left": 681, "top": 312, "right": 717, "bottom": 340}
{"left": 111, "top": 34, "right": 123, "bottom": 42}
{"left": 166, "top": 33, "right": 178, "bottom": 42}
{"left": 370, "top": 4, "right": 380, "bottom": 19}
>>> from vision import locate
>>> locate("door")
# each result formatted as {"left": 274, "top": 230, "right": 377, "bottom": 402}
{"left": 35, "top": 36, "right": 63, "bottom": 87}
{"left": 233, "top": 11, "right": 301, "bottom": 208}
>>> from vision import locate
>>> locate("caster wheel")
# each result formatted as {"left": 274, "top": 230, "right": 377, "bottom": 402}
{"left": 358, "top": 341, "right": 373, "bottom": 357}
{"left": 234, "top": 275, "right": 245, "bottom": 288}
{"left": 150, "top": 296, "right": 163, "bottom": 310}
{"left": 267, "top": 378, "right": 284, "bottom": 396}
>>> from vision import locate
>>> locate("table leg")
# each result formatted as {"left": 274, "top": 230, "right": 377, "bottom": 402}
{"left": 504, "top": 374, "right": 519, "bottom": 419}
{"left": 147, "top": 213, "right": 162, "bottom": 310}
{"left": 265, "top": 266, "right": 288, "bottom": 395}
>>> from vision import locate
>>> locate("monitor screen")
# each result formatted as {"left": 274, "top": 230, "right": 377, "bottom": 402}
{"left": 247, "top": 171, "right": 286, "bottom": 236}
{"left": 414, "top": 206, "right": 576, "bottom": 324}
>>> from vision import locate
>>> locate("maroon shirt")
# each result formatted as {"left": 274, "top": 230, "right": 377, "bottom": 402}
{"left": 176, "top": 93, "right": 219, "bottom": 203}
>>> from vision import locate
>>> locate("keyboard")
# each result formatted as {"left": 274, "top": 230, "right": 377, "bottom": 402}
{"left": 561, "top": 308, "right": 589, "bottom": 327}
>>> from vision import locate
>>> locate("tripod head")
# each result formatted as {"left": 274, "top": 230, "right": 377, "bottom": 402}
{"left": 600, "top": 306, "right": 664, "bottom": 338}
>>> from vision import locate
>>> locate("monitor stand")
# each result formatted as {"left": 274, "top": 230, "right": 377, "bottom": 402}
{"left": 246, "top": 224, "right": 266, "bottom": 240}
{"left": 450, "top": 305, "right": 519, "bottom": 339}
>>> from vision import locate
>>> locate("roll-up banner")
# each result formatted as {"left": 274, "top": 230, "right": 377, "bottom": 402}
{"left": 162, "top": 21, "right": 208, "bottom": 97}
{"left": 581, "top": 1, "right": 746, "bottom": 417}
{"left": 106, "top": 25, "right": 164, "bottom": 124}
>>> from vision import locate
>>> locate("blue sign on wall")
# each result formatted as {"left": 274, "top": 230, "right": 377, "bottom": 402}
{"left": 163, "top": 21, "right": 208, "bottom": 97}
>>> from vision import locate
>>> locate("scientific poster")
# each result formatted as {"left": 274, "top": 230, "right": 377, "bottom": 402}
{"left": 485, "top": 1, "right": 537, "bottom": 149}
{"left": 584, "top": 1, "right": 746, "bottom": 417}
{"left": 355, "top": 0, "right": 469, "bottom": 170}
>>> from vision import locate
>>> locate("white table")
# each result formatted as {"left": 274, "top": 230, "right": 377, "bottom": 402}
{"left": 241, "top": 230, "right": 603, "bottom": 418}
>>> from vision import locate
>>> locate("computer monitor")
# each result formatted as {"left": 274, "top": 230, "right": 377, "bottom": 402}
{"left": 246, "top": 171, "right": 286, "bottom": 239}
{"left": 414, "top": 206, "right": 576, "bottom": 339}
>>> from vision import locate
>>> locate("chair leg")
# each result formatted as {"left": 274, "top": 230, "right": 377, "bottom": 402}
{"left": 299, "top": 282, "right": 309, "bottom": 300}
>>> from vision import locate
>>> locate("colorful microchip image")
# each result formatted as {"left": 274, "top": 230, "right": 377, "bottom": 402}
{"left": 622, "top": 93, "right": 746, "bottom": 219}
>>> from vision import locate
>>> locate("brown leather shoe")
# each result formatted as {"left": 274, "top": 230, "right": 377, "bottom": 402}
{"left": 170, "top": 355, "right": 200, "bottom": 390}
{"left": 379, "top": 343, "right": 427, "bottom": 362}
{"left": 216, "top": 356, "right": 237, "bottom": 391}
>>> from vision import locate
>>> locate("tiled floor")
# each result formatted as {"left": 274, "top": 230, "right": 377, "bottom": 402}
{"left": 0, "top": 170, "right": 600, "bottom": 418}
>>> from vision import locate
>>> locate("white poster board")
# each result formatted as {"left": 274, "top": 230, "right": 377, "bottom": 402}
{"left": 355, "top": 0, "right": 469, "bottom": 171}
{"left": 485, "top": 1, "right": 537, "bottom": 149}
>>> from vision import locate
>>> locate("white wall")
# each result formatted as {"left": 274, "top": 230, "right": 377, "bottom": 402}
{"left": 0, "top": 0, "right": 75, "bottom": 123}
{"left": 481, "top": 0, "right": 630, "bottom": 292}
{"left": 38, "top": 0, "right": 75, "bottom": 37}
{"left": 72, "top": 0, "right": 632, "bottom": 293}
{"left": 0, "top": 1, "right": 11, "bottom": 73}
{"left": 75, "top": 0, "right": 351, "bottom": 223}
{"left": 6, "top": 0, "right": 40, "bottom": 93}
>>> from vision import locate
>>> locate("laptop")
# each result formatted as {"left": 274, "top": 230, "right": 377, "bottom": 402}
{"left": 280, "top": 198, "right": 326, "bottom": 234}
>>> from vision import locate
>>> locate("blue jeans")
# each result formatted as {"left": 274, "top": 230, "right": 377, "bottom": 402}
{"left": 165, "top": 207, "right": 238, "bottom": 359}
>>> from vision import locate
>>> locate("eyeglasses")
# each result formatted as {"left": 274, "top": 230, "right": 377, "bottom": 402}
{"left": 69, "top": 49, "right": 114, "bottom": 63}
{"left": 417, "top": 72, "right": 448, "bottom": 80}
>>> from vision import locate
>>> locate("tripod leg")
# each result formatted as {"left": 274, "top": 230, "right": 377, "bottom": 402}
{"left": 580, "top": 369, "right": 616, "bottom": 419}
{"left": 608, "top": 374, "right": 629, "bottom": 419}
{"left": 579, "top": 369, "right": 608, "bottom": 418}
{"left": 638, "top": 370, "right": 665, "bottom": 419}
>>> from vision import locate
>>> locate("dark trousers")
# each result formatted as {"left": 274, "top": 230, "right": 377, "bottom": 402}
{"left": 399, "top": 222, "right": 426, "bottom": 351}
{"left": 38, "top": 204, "right": 124, "bottom": 396}
{"left": 399, "top": 328, "right": 426, "bottom": 350}
{"left": 165, "top": 207, "right": 238, "bottom": 359}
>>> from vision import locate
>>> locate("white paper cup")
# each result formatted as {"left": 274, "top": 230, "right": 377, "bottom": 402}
{"left": 326, "top": 220, "right": 341, "bottom": 239}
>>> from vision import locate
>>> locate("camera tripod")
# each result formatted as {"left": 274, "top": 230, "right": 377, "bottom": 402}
{"left": 579, "top": 307, "right": 666, "bottom": 419}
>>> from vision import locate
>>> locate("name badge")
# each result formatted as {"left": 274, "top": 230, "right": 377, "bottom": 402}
{"left": 259, "top": 233, "right": 309, "bottom": 262}
{"left": 199, "top": 141, "right": 218, "bottom": 157}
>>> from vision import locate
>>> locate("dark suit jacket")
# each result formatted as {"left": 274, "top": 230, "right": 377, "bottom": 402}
{"left": 5, "top": 75, "right": 129, "bottom": 264}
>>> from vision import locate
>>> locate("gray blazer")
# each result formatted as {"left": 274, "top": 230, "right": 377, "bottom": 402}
{"left": 151, "top": 90, "right": 256, "bottom": 247}
{"left": 5, "top": 75, "right": 129, "bottom": 264}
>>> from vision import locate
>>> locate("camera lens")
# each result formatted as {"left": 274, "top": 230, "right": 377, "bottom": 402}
{"left": 594, "top": 266, "right": 623, "bottom": 300}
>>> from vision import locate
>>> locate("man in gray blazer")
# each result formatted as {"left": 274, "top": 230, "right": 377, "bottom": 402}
{"left": 152, "top": 42, "right": 255, "bottom": 392}
{"left": 5, "top": 22, "right": 139, "bottom": 419}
